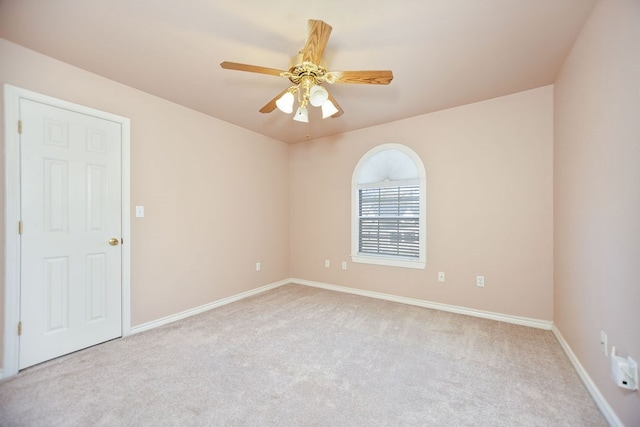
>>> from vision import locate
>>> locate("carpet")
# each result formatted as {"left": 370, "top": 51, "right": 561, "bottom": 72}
{"left": 0, "top": 284, "right": 606, "bottom": 426}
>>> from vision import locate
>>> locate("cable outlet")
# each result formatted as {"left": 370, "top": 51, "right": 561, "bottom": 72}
{"left": 476, "top": 276, "right": 485, "bottom": 287}
{"left": 600, "top": 331, "right": 608, "bottom": 356}
{"left": 438, "top": 272, "right": 445, "bottom": 282}
{"left": 325, "top": 259, "right": 330, "bottom": 268}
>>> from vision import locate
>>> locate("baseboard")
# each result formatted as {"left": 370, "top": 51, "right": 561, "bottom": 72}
{"left": 127, "top": 277, "right": 620, "bottom": 425}
{"left": 129, "top": 277, "right": 552, "bottom": 336}
{"left": 292, "top": 278, "right": 622, "bottom": 424}
{"left": 290, "top": 278, "right": 553, "bottom": 330}
{"left": 130, "top": 279, "right": 289, "bottom": 335}
{"left": 552, "top": 325, "right": 622, "bottom": 427}
{"left": 5, "top": 275, "right": 620, "bottom": 426}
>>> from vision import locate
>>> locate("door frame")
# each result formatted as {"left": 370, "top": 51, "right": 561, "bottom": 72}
{"left": 3, "top": 84, "right": 131, "bottom": 377}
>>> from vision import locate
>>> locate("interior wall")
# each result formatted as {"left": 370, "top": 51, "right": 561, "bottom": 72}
{"left": 553, "top": 0, "right": 640, "bottom": 424}
{"left": 290, "top": 86, "right": 554, "bottom": 321}
{"left": 0, "top": 38, "right": 291, "bottom": 369}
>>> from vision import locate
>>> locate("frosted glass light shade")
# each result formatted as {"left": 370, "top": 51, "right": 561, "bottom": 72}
{"left": 309, "top": 85, "right": 329, "bottom": 107}
{"left": 275, "top": 91, "right": 295, "bottom": 114}
{"left": 293, "top": 105, "right": 309, "bottom": 122}
{"left": 321, "top": 100, "right": 339, "bottom": 118}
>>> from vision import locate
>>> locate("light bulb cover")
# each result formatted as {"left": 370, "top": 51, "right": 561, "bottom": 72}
{"left": 321, "top": 100, "right": 339, "bottom": 118}
{"left": 309, "top": 85, "right": 329, "bottom": 107}
{"left": 293, "top": 105, "right": 309, "bottom": 123}
{"left": 275, "top": 91, "right": 295, "bottom": 114}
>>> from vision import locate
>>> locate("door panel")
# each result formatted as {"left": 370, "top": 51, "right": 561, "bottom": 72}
{"left": 19, "top": 98, "right": 122, "bottom": 369}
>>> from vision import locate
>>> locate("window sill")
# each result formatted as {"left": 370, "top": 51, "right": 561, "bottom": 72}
{"left": 351, "top": 254, "right": 426, "bottom": 270}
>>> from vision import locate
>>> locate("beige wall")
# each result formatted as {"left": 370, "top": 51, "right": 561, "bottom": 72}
{"left": 554, "top": 0, "right": 640, "bottom": 424}
{"left": 290, "top": 86, "right": 554, "bottom": 321}
{"left": 2, "top": 4, "right": 636, "bottom": 421}
{"left": 0, "top": 38, "right": 291, "bottom": 364}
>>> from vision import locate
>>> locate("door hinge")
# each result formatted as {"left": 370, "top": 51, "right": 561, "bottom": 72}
{"left": 18, "top": 220, "right": 23, "bottom": 235}
{"left": 18, "top": 120, "right": 22, "bottom": 134}
{"left": 18, "top": 321, "right": 22, "bottom": 336}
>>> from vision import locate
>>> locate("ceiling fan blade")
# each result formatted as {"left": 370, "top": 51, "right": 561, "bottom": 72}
{"left": 259, "top": 88, "right": 290, "bottom": 113}
{"left": 325, "top": 70, "right": 394, "bottom": 85}
{"left": 220, "top": 61, "right": 286, "bottom": 77}
{"left": 327, "top": 92, "right": 344, "bottom": 118}
{"left": 301, "top": 20, "right": 333, "bottom": 64}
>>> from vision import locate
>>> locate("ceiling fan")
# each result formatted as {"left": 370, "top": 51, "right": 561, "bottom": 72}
{"left": 220, "top": 19, "right": 393, "bottom": 123}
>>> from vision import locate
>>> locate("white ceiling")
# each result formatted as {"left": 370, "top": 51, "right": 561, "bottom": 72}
{"left": 0, "top": 0, "right": 597, "bottom": 144}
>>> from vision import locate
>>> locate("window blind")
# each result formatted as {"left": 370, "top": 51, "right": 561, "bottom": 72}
{"left": 358, "top": 185, "right": 420, "bottom": 258}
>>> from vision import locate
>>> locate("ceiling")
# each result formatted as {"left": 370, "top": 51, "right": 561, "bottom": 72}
{"left": 0, "top": 0, "right": 597, "bottom": 144}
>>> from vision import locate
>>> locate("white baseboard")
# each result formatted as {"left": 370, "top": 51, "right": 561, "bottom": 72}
{"left": 4, "top": 275, "right": 620, "bottom": 426}
{"left": 290, "top": 278, "right": 553, "bottom": 330}
{"left": 130, "top": 277, "right": 552, "bottom": 336}
{"left": 130, "top": 279, "right": 289, "bottom": 334}
{"left": 127, "top": 277, "right": 619, "bottom": 426}
{"left": 552, "top": 326, "right": 622, "bottom": 427}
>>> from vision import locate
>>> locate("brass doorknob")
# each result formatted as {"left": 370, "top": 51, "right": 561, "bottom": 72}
{"left": 109, "top": 238, "right": 120, "bottom": 246}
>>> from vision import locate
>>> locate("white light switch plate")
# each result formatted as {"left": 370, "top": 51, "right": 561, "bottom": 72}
{"left": 135, "top": 206, "right": 144, "bottom": 218}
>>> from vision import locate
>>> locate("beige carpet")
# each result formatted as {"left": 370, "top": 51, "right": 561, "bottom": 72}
{"left": 0, "top": 284, "right": 606, "bottom": 426}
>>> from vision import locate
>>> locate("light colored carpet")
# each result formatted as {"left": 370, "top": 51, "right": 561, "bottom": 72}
{"left": 0, "top": 284, "right": 606, "bottom": 426}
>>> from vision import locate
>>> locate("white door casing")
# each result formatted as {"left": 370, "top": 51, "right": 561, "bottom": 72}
{"left": 3, "top": 84, "right": 131, "bottom": 376}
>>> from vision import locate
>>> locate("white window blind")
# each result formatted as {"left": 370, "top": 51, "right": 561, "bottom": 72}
{"left": 358, "top": 185, "right": 420, "bottom": 258}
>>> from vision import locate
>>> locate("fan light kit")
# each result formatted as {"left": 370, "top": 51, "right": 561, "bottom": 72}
{"left": 221, "top": 19, "right": 393, "bottom": 123}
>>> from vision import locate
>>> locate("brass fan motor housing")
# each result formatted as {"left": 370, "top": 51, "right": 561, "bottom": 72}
{"left": 285, "top": 56, "right": 327, "bottom": 86}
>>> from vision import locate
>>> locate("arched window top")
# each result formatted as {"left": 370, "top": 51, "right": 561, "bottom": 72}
{"left": 357, "top": 149, "right": 418, "bottom": 184}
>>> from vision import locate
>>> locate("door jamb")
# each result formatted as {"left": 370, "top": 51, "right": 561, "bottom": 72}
{"left": 2, "top": 84, "right": 131, "bottom": 377}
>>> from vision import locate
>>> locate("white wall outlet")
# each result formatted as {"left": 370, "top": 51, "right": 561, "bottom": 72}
{"left": 476, "top": 276, "right": 485, "bottom": 287}
{"left": 600, "top": 331, "right": 608, "bottom": 356}
{"left": 438, "top": 272, "right": 445, "bottom": 282}
{"left": 135, "top": 205, "right": 144, "bottom": 218}
{"left": 341, "top": 261, "right": 347, "bottom": 270}
{"left": 255, "top": 262, "right": 261, "bottom": 271}
{"left": 325, "top": 259, "right": 330, "bottom": 268}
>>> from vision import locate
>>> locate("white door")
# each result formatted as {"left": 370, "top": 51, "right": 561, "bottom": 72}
{"left": 19, "top": 98, "right": 123, "bottom": 369}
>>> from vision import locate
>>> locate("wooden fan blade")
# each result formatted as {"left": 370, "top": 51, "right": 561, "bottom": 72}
{"left": 220, "top": 61, "right": 286, "bottom": 77}
{"left": 325, "top": 70, "right": 394, "bottom": 85}
{"left": 327, "top": 92, "right": 344, "bottom": 118}
{"left": 301, "top": 20, "right": 333, "bottom": 64}
{"left": 259, "top": 88, "right": 290, "bottom": 113}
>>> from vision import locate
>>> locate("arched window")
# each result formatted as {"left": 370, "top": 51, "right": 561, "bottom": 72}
{"left": 351, "top": 144, "right": 426, "bottom": 269}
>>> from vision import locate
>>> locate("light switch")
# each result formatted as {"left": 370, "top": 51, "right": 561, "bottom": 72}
{"left": 135, "top": 206, "right": 144, "bottom": 218}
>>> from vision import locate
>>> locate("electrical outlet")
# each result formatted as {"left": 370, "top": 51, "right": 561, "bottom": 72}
{"left": 256, "top": 262, "right": 261, "bottom": 271}
{"left": 325, "top": 259, "right": 330, "bottom": 268}
{"left": 341, "top": 261, "right": 347, "bottom": 270}
{"left": 438, "top": 272, "right": 445, "bottom": 282}
{"left": 600, "top": 331, "right": 608, "bottom": 356}
{"left": 476, "top": 276, "right": 485, "bottom": 287}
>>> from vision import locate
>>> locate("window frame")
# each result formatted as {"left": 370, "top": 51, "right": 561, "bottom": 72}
{"left": 351, "top": 143, "right": 427, "bottom": 269}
